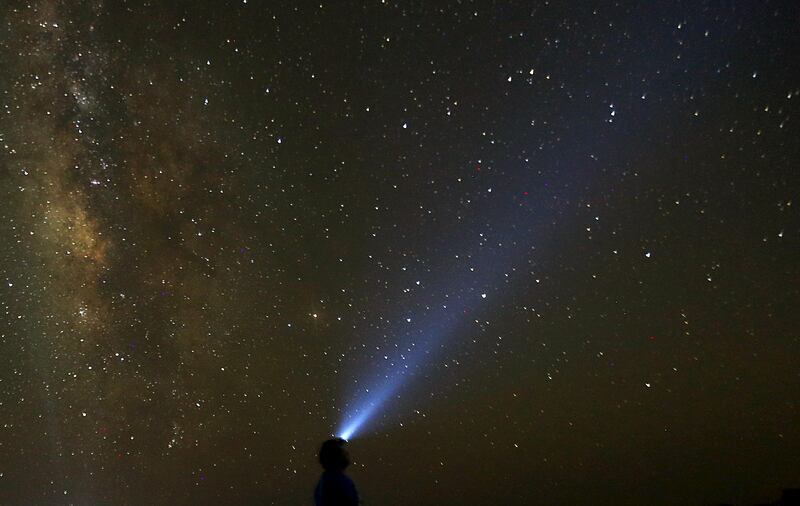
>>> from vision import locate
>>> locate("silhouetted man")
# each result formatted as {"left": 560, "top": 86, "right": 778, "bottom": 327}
{"left": 314, "top": 438, "right": 359, "bottom": 506}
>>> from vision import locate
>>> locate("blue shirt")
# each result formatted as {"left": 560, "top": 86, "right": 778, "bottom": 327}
{"left": 314, "top": 471, "right": 359, "bottom": 506}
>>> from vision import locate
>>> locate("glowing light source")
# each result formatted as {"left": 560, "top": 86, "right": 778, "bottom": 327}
{"left": 335, "top": 296, "right": 472, "bottom": 440}
{"left": 336, "top": 368, "right": 404, "bottom": 440}
{"left": 335, "top": 119, "right": 614, "bottom": 439}
{"left": 337, "top": 408, "right": 372, "bottom": 441}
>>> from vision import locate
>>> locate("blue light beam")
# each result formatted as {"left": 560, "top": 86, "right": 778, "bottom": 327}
{"left": 334, "top": 8, "right": 699, "bottom": 435}
{"left": 336, "top": 249, "right": 508, "bottom": 440}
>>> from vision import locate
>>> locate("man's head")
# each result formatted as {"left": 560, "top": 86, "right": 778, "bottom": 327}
{"left": 319, "top": 437, "right": 350, "bottom": 471}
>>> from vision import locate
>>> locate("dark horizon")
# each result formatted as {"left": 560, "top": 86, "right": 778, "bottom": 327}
{"left": 1, "top": 1, "right": 798, "bottom": 505}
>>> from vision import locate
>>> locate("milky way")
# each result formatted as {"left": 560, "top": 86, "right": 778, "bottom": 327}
{"left": 1, "top": 2, "right": 799, "bottom": 505}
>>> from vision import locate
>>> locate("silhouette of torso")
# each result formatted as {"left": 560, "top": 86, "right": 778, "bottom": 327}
{"left": 314, "top": 470, "right": 359, "bottom": 506}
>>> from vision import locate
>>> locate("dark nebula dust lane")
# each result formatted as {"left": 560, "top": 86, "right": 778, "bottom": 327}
{"left": 1, "top": 1, "right": 799, "bottom": 505}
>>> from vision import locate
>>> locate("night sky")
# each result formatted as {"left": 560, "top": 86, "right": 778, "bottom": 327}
{"left": 1, "top": 1, "right": 799, "bottom": 505}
